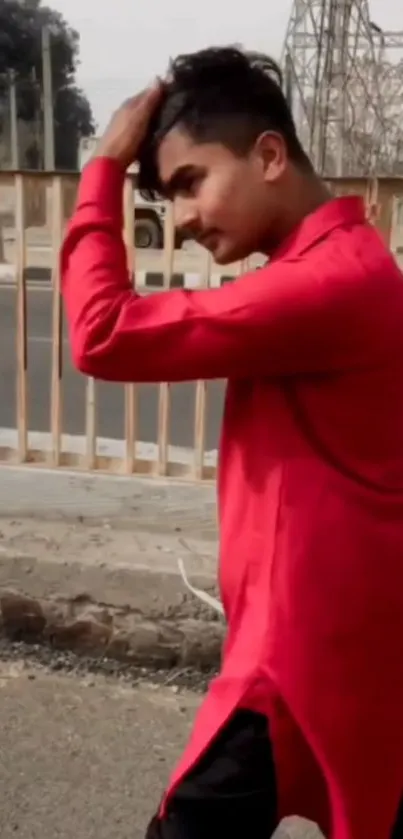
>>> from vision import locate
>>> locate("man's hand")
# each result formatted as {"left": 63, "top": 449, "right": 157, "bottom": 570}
{"left": 95, "top": 80, "right": 163, "bottom": 171}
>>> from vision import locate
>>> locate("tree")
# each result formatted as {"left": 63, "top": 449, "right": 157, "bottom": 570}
{"left": 0, "top": 0, "right": 96, "bottom": 169}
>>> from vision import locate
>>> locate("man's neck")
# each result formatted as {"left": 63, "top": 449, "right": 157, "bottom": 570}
{"left": 264, "top": 172, "right": 331, "bottom": 255}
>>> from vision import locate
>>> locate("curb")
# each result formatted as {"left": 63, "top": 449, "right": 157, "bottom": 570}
{"left": 0, "top": 543, "right": 224, "bottom": 670}
{"left": 0, "top": 468, "right": 223, "bottom": 670}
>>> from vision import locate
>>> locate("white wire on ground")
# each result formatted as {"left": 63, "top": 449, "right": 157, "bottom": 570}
{"left": 177, "top": 558, "right": 224, "bottom": 616}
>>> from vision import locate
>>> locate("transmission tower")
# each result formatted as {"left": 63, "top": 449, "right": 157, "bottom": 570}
{"left": 282, "top": 0, "right": 403, "bottom": 176}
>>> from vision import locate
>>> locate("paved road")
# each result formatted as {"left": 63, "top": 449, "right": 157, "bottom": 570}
{"left": 0, "top": 659, "right": 197, "bottom": 839}
{"left": 0, "top": 657, "right": 321, "bottom": 839}
{"left": 0, "top": 286, "right": 225, "bottom": 450}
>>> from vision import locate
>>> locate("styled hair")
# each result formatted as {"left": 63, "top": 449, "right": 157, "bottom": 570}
{"left": 137, "top": 46, "right": 310, "bottom": 200}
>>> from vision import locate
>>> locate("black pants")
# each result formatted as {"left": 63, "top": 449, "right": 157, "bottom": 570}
{"left": 145, "top": 710, "right": 403, "bottom": 839}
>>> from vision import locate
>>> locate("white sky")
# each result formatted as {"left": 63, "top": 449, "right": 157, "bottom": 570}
{"left": 49, "top": 0, "right": 403, "bottom": 131}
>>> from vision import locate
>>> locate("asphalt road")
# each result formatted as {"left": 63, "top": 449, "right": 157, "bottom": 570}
{"left": 0, "top": 286, "right": 225, "bottom": 450}
{"left": 0, "top": 656, "right": 321, "bottom": 839}
{"left": 0, "top": 658, "right": 198, "bottom": 839}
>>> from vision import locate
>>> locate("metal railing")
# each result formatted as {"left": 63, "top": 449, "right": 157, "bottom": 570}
{"left": 0, "top": 170, "right": 402, "bottom": 480}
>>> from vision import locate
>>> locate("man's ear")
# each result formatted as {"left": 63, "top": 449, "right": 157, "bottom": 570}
{"left": 254, "top": 131, "right": 287, "bottom": 183}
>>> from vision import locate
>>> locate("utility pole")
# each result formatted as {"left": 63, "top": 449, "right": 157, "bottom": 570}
{"left": 41, "top": 25, "right": 55, "bottom": 170}
{"left": 9, "top": 70, "right": 19, "bottom": 169}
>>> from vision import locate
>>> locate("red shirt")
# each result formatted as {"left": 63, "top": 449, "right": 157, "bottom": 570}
{"left": 62, "top": 158, "right": 403, "bottom": 839}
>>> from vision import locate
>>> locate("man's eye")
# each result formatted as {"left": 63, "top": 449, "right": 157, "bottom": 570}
{"left": 179, "top": 175, "right": 201, "bottom": 196}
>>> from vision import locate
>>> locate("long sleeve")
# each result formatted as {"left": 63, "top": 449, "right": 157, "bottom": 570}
{"left": 61, "top": 158, "right": 395, "bottom": 384}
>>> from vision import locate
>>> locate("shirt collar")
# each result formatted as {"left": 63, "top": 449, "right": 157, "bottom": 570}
{"left": 271, "top": 196, "right": 367, "bottom": 262}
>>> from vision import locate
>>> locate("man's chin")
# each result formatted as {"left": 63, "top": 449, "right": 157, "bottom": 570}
{"left": 208, "top": 241, "right": 251, "bottom": 266}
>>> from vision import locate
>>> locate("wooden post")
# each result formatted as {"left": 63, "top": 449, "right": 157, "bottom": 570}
{"left": 14, "top": 174, "right": 28, "bottom": 462}
{"left": 193, "top": 251, "right": 211, "bottom": 480}
{"left": 157, "top": 203, "right": 174, "bottom": 476}
{"left": 50, "top": 175, "right": 64, "bottom": 465}
{"left": 123, "top": 176, "right": 138, "bottom": 474}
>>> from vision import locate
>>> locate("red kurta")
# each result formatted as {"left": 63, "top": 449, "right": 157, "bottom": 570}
{"left": 62, "top": 158, "right": 403, "bottom": 839}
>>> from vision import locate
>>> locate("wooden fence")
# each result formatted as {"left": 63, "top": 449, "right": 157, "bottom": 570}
{"left": 0, "top": 170, "right": 403, "bottom": 481}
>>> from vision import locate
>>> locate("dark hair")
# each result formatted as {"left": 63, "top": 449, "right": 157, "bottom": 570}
{"left": 137, "top": 46, "right": 310, "bottom": 201}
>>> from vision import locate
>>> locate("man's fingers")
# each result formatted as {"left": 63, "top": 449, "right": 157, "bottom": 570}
{"left": 123, "top": 80, "right": 163, "bottom": 116}
{"left": 137, "top": 79, "right": 164, "bottom": 112}
{"left": 147, "top": 77, "right": 164, "bottom": 96}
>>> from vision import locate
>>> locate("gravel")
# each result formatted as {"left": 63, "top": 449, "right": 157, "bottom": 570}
{"left": 0, "top": 636, "right": 217, "bottom": 693}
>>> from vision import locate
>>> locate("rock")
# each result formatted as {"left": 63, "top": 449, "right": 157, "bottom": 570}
{"left": 48, "top": 619, "right": 112, "bottom": 653}
{"left": 179, "top": 619, "right": 223, "bottom": 668}
{"left": 0, "top": 592, "right": 46, "bottom": 639}
{"left": 106, "top": 634, "right": 131, "bottom": 661}
{"left": 111, "top": 623, "right": 176, "bottom": 667}
{"left": 76, "top": 606, "right": 114, "bottom": 627}
{"left": 0, "top": 589, "right": 223, "bottom": 670}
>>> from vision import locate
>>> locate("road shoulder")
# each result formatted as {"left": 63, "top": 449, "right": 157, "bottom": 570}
{"left": 0, "top": 467, "right": 223, "bottom": 667}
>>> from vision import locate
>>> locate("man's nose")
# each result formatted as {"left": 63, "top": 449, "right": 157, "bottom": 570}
{"left": 174, "top": 197, "right": 200, "bottom": 236}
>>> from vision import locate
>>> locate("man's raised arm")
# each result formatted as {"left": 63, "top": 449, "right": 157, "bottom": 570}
{"left": 62, "top": 158, "right": 384, "bottom": 384}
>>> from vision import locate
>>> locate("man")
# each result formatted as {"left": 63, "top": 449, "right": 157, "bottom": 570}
{"left": 61, "top": 47, "right": 403, "bottom": 839}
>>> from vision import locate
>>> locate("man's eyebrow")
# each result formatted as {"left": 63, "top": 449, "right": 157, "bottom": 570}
{"left": 161, "top": 165, "right": 198, "bottom": 197}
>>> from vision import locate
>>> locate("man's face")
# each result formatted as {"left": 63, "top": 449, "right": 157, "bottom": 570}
{"left": 157, "top": 126, "right": 284, "bottom": 264}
